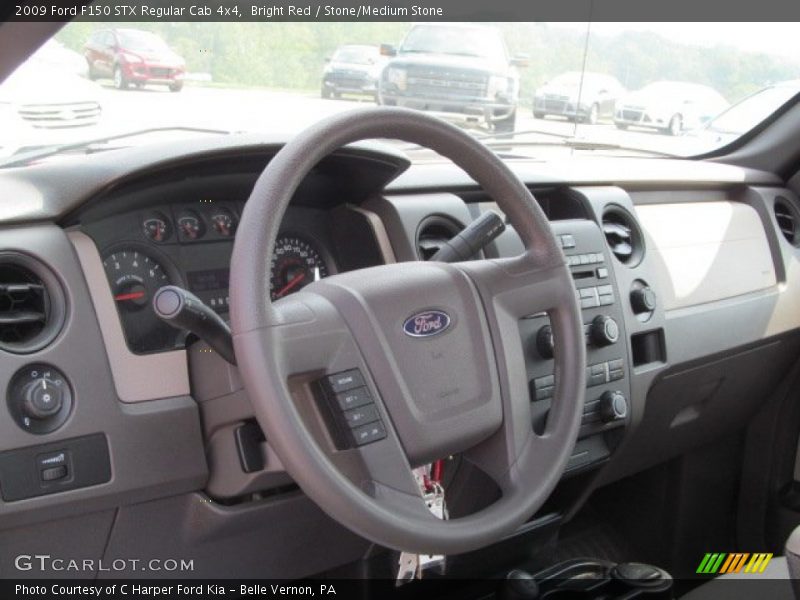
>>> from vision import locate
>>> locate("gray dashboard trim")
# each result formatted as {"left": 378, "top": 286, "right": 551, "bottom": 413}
{"left": 386, "top": 158, "right": 781, "bottom": 192}
{"left": 68, "top": 230, "right": 190, "bottom": 402}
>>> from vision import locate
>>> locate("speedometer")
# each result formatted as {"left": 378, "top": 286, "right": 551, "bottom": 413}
{"left": 103, "top": 245, "right": 183, "bottom": 354}
{"left": 270, "top": 235, "right": 329, "bottom": 301}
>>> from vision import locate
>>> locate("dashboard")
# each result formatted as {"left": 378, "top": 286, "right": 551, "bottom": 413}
{"left": 1, "top": 133, "right": 800, "bottom": 578}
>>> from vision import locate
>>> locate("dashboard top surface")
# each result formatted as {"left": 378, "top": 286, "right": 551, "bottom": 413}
{"left": 0, "top": 133, "right": 784, "bottom": 225}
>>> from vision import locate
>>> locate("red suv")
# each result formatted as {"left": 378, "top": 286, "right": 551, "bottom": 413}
{"left": 84, "top": 28, "right": 186, "bottom": 92}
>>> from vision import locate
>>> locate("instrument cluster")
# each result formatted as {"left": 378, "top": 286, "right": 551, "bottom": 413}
{"left": 93, "top": 201, "right": 336, "bottom": 355}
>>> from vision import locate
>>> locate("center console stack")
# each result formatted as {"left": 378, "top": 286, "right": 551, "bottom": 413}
{"left": 520, "top": 219, "right": 631, "bottom": 474}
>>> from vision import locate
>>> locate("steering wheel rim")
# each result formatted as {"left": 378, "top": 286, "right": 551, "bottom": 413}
{"left": 230, "top": 107, "right": 586, "bottom": 555}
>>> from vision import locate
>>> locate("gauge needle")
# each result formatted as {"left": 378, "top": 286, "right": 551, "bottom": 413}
{"left": 114, "top": 291, "right": 146, "bottom": 302}
{"left": 313, "top": 266, "right": 321, "bottom": 281}
{"left": 275, "top": 272, "right": 306, "bottom": 298}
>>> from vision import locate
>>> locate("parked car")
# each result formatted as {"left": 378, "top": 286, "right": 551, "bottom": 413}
{"left": 533, "top": 71, "right": 626, "bottom": 124}
{"left": 84, "top": 28, "right": 186, "bottom": 92}
{"left": 683, "top": 80, "right": 800, "bottom": 148}
{"left": 321, "top": 45, "right": 385, "bottom": 100}
{"left": 378, "top": 24, "right": 526, "bottom": 133}
{"left": 614, "top": 81, "right": 729, "bottom": 135}
{"left": 0, "top": 46, "right": 103, "bottom": 157}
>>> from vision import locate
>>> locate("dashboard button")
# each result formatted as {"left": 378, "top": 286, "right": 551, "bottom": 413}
{"left": 40, "top": 465, "right": 67, "bottom": 482}
{"left": 343, "top": 404, "right": 379, "bottom": 428}
{"left": 597, "top": 267, "right": 609, "bottom": 279}
{"left": 334, "top": 386, "right": 372, "bottom": 411}
{"left": 351, "top": 421, "right": 386, "bottom": 446}
{"left": 326, "top": 369, "right": 365, "bottom": 394}
{"left": 560, "top": 234, "right": 576, "bottom": 249}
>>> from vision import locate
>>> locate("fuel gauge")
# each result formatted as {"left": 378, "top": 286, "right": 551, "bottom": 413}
{"left": 177, "top": 210, "right": 205, "bottom": 241}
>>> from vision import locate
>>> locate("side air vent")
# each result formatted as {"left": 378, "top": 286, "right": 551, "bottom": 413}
{"left": 602, "top": 205, "right": 644, "bottom": 267}
{"left": 774, "top": 197, "right": 800, "bottom": 246}
{"left": 416, "top": 216, "right": 462, "bottom": 260}
{"left": 0, "top": 253, "right": 66, "bottom": 354}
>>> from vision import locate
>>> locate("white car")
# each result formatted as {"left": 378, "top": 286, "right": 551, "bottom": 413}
{"left": 614, "top": 81, "right": 729, "bottom": 135}
{"left": 0, "top": 42, "right": 103, "bottom": 157}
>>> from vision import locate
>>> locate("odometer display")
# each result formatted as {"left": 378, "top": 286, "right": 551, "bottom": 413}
{"left": 103, "top": 247, "right": 182, "bottom": 354}
{"left": 270, "top": 235, "right": 329, "bottom": 301}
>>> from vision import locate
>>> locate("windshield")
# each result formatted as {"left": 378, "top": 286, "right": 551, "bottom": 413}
{"left": 2, "top": 21, "right": 799, "bottom": 164}
{"left": 332, "top": 46, "right": 377, "bottom": 65}
{"left": 705, "top": 83, "right": 800, "bottom": 135}
{"left": 399, "top": 25, "right": 507, "bottom": 60}
{"left": 117, "top": 30, "right": 171, "bottom": 53}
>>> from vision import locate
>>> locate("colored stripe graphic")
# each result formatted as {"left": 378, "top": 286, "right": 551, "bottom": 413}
{"left": 744, "top": 553, "right": 774, "bottom": 573}
{"left": 698, "top": 552, "right": 773, "bottom": 574}
{"left": 719, "top": 553, "right": 749, "bottom": 574}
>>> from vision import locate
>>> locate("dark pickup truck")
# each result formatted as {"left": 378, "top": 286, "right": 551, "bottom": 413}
{"left": 377, "top": 24, "right": 525, "bottom": 133}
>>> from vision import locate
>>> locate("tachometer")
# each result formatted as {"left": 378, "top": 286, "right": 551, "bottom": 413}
{"left": 270, "top": 235, "right": 329, "bottom": 301}
{"left": 103, "top": 246, "right": 183, "bottom": 354}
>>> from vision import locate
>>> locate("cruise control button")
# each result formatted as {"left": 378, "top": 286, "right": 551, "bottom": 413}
{"left": 352, "top": 421, "right": 386, "bottom": 446}
{"left": 334, "top": 386, "right": 372, "bottom": 411}
{"left": 343, "top": 404, "right": 379, "bottom": 428}
{"left": 326, "top": 369, "right": 365, "bottom": 394}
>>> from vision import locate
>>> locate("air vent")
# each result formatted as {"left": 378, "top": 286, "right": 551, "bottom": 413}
{"left": 602, "top": 206, "right": 644, "bottom": 267}
{"left": 774, "top": 197, "right": 800, "bottom": 246}
{"left": 416, "top": 216, "right": 462, "bottom": 261}
{"left": 0, "top": 253, "right": 65, "bottom": 354}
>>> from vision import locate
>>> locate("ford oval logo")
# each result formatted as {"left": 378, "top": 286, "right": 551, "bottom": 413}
{"left": 403, "top": 310, "right": 451, "bottom": 338}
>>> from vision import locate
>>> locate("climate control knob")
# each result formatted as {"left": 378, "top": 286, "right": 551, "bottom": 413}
{"left": 631, "top": 286, "right": 657, "bottom": 314}
{"left": 536, "top": 325, "right": 554, "bottom": 359}
{"left": 600, "top": 390, "right": 628, "bottom": 422}
{"left": 590, "top": 315, "right": 619, "bottom": 347}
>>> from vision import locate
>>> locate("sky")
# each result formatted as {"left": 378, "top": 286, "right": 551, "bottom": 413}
{"left": 553, "top": 22, "right": 800, "bottom": 59}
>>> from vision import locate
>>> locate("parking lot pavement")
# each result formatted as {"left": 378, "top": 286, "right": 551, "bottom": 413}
{"left": 9, "top": 83, "right": 704, "bottom": 157}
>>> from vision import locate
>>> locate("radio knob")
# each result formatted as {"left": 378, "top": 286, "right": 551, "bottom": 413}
{"left": 535, "top": 325, "right": 554, "bottom": 359}
{"left": 590, "top": 315, "right": 619, "bottom": 347}
{"left": 631, "top": 286, "right": 657, "bottom": 314}
{"left": 600, "top": 390, "right": 628, "bottom": 422}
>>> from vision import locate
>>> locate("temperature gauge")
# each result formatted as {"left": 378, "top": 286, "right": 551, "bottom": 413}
{"left": 210, "top": 207, "right": 237, "bottom": 237}
{"left": 177, "top": 210, "right": 205, "bottom": 241}
{"left": 142, "top": 212, "right": 172, "bottom": 242}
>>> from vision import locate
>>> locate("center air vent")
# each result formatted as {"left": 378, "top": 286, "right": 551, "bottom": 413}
{"left": 602, "top": 206, "right": 644, "bottom": 267}
{"left": 774, "top": 197, "right": 800, "bottom": 246}
{"left": 416, "top": 216, "right": 462, "bottom": 261}
{"left": 0, "top": 253, "right": 65, "bottom": 354}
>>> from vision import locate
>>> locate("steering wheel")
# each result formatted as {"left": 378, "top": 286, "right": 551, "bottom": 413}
{"left": 229, "top": 108, "right": 585, "bottom": 555}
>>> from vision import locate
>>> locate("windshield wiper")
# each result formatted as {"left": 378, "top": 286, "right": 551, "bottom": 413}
{"left": 0, "top": 126, "right": 232, "bottom": 169}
